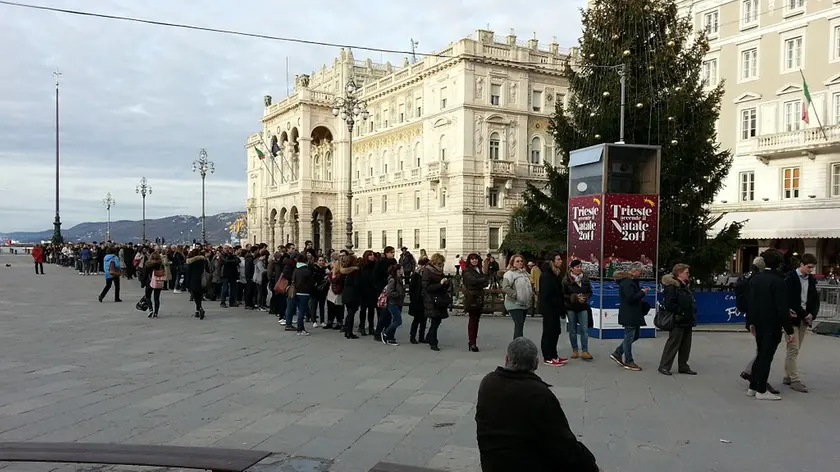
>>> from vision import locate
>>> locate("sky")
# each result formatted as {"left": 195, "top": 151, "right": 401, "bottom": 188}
{"left": 0, "top": 0, "right": 587, "bottom": 232}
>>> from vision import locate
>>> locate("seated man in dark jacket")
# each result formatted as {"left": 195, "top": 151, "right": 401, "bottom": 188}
{"left": 476, "top": 337, "right": 601, "bottom": 472}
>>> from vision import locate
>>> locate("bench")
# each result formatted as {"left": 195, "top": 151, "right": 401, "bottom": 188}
{"left": 369, "top": 462, "right": 447, "bottom": 472}
{"left": 0, "top": 442, "right": 272, "bottom": 472}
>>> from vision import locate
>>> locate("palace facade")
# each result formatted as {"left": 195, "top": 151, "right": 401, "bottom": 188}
{"left": 245, "top": 29, "right": 570, "bottom": 258}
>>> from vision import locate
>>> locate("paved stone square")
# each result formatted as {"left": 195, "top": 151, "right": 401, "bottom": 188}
{"left": 1, "top": 254, "right": 839, "bottom": 471}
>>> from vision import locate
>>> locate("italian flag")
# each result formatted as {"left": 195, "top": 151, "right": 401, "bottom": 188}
{"left": 801, "top": 78, "right": 812, "bottom": 124}
{"left": 255, "top": 147, "right": 266, "bottom": 160}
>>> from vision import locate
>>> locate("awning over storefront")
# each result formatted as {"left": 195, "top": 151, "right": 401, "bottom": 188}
{"left": 711, "top": 208, "right": 840, "bottom": 240}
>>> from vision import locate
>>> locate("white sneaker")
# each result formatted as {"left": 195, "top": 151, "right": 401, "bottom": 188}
{"left": 297, "top": 330, "right": 310, "bottom": 336}
{"left": 312, "top": 322, "right": 320, "bottom": 328}
{"left": 746, "top": 389, "right": 756, "bottom": 397}
{"left": 755, "top": 391, "right": 781, "bottom": 401}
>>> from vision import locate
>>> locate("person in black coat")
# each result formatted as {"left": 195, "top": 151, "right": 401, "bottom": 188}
{"left": 309, "top": 256, "right": 329, "bottom": 326}
{"left": 408, "top": 257, "right": 429, "bottom": 344}
{"left": 609, "top": 263, "right": 651, "bottom": 371}
{"left": 539, "top": 253, "right": 566, "bottom": 365}
{"left": 462, "top": 253, "right": 490, "bottom": 352}
{"left": 220, "top": 246, "right": 240, "bottom": 307}
{"left": 782, "top": 252, "right": 820, "bottom": 392}
{"left": 373, "top": 246, "right": 398, "bottom": 340}
{"left": 476, "top": 337, "right": 600, "bottom": 472}
{"left": 358, "top": 251, "right": 378, "bottom": 336}
{"left": 339, "top": 255, "right": 362, "bottom": 339}
{"left": 746, "top": 249, "right": 794, "bottom": 400}
{"left": 561, "top": 259, "right": 594, "bottom": 361}
{"left": 290, "top": 253, "right": 315, "bottom": 334}
{"left": 243, "top": 250, "right": 256, "bottom": 309}
{"left": 421, "top": 253, "right": 450, "bottom": 351}
{"left": 657, "top": 264, "right": 697, "bottom": 376}
{"left": 185, "top": 249, "right": 208, "bottom": 319}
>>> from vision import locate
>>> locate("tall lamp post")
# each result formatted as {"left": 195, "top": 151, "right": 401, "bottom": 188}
{"left": 135, "top": 177, "right": 152, "bottom": 242}
{"left": 102, "top": 192, "right": 116, "bottom": 241}
{"left": 51, "top": 70, "right": 63, "bottom": 244}
{"left": 332, "top": 78, "right": 369, "bottom": 252}
{"left": 192, "top": 149, "right": 215, "bottom": 244}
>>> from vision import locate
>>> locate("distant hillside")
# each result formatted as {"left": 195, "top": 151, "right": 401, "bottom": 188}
{"left": 1, "top": 212, "right": 246, "bottom": 244}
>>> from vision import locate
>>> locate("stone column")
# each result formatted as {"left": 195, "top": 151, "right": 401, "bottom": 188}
{"left": 278, "top": 219, "right": 286, "bottom": 248}
{"left": 298, "top": 137, "right": 312, "bottom": 183}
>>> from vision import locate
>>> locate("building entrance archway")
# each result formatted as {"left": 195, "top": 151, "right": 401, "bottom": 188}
{"left": 312, "top": 207, "right": 333, "bottom": 253}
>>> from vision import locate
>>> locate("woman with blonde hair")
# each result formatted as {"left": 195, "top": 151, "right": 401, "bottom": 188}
{"left": 502, "top": 253, "right": 533, "bottom": 339}
{"left": 421, "top": 253, "right": 450, "bottom": 351}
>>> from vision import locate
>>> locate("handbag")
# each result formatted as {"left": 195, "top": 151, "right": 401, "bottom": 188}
{"left": 275, "top": 276, "right": 289, "bottom": 293}
{"left": 433, "top": 290, "right": 451, "bottom": 309}
{"left": 108, "top": 260, "right": 120, "bottom": 277}
{"left": 135, "top": 297, "right": 149, "bottom": 311}
{"left": 377, "top": 287, "right": 388, "bottom": 308}
{"left": 150, "top": 269, "right": 166, "bottom": 289}
{"left": 201, "top": 271, "right": 211, "bottom": 289}
{"left": 654, "top": 304, "right": 675, "bottom": 331}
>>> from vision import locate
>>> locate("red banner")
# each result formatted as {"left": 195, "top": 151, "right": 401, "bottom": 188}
{"left": 602, "top": 194, "right": 658, "bottom": 279}
{"left": 567, "top": 195, "right": 603, "bottom": 278}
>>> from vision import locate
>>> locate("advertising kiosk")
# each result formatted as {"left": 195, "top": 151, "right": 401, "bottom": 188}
{"left": 566, "top": 143, "right": 662, "bottom": 339}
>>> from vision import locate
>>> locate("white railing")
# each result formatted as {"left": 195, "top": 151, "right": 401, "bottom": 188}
{"left": 378, "top": 175, "right": 387, "bottom": 184}
{"left": 487, "top": 159, "right": 514, "bottom": 174}
{"left": 394, "top": 171, "right": 403, "bottom": 181}
{"left": 756, "top": 124, "right": 840, "bottom": 154}
{"left": 410, "top": 168, "right": 421, "bottom": 179}
{"left": 311, "top": 180, "right": 334, "bottom": 190}
{"left": 528, "top": 164, "right": 547, "bottom": 177}
{"left": 364, "top": 177, "right": 373, "bottom": 186}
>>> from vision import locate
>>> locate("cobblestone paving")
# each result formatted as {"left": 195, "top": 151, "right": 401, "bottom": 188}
{"left": 1, "top": 255, "right": 839, "bottom": 471}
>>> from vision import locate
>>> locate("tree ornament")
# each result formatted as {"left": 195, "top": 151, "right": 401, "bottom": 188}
{"left": 589, "top": 112, "right": 596, "bottom": 117}
{"left": 674, "top": 86, "right": 682, "bottom": 92}
{"left": 602, "top": 91, "right": 610, "bottom": 97}
{"left": 589, "top": 53, "right": 595, "bottom": 58}
{"left": 671, "top": 139, "right": 678, "bottom": 145}
{"left": 595, "top": 134, "right": 602, "bottom": 139}
{"left": 644, "top": 5, "right": 650, "bottom": 11}
{"left": 648, "top": 65, "right": 655, "bottom": 71}
{"left": 635, "top": 102, "right": 644, "bottom": 108}
{"left": 706, "top": 138, "right": 713, "bottom": 143}
{"left": 611, "top": 34, "right": 619, "bottom": 41}
{"left": 577, "top": 103, "right": 583, "bottom": 108}
{"left": 667, "top": 40, "right": 676, "bottom": 47}
{"left": 623, "top": 50, "right": 631, "bottom": 56}
{"left": 668, "top": 116, "right": 675, "bottom": 121}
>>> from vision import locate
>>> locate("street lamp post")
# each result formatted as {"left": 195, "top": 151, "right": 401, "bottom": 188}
{"left": 135, "top": 177, "right": 152, "bottom": 242}
{"left": 192, "top": 149, "right": 215, "bottom": 244}
{"left": 332, "top": 78, "right": 369, "bottom": 252}
{"left": 102, "top": 192, "right": 116, "bottom": 241}
{"left": 51, "top": 70, "right": 63, "bottom": 244}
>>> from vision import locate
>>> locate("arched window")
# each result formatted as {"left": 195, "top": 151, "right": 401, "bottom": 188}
{"left": 398, "top": 146, "right": 405, "bottom": 171}
{"left": 382, "top": 150, "right": 389, "bottom": 173}
{"left": 439, "top": 187, "right": 447, "bottom": 207}
{"left": 414, "top": 142, "right": 421, "bottom": 167}
{"left": 489, "top": 132, "right": 501, "bottom": 160}
{"left": 313, "top": 155, "right": 322, "bottom": 180}
{"left": 530, "top": 136, "right": 542, "bottom": 164}
{"left": 324, "top": 152, "right": 333, "bottom": 180}
{"left": 356, "top": 156, "right": 363, "bottom": 180}
{"left": 438, "top": 135, "right": 446, "bottom": 161}
{"left": 368, "top": 154, "right": 374, "bottom": 177}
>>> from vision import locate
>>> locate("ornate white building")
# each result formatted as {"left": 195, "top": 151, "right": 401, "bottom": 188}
{"left": 245, "top": 29, "right": 570, "bottom": 258}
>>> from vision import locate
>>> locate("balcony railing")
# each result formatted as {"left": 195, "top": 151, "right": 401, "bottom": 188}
{"left": 410, "top": 168, "right": 421, "bottom": 179}
{"left": 311, "top": 180, "right": 334, "bottom": 190}
{"left": 486, "top": 159, "right": 515, "bottom": 175}
{"left": 426, "top": 161, "right": 448, "bottom": 182}
{"left": 246, "top": 198, "right": 256, "bottom": 208}
{"left": 394, "top": 170, "right": 403, "bottom": 181}
{"left": 379, "top": 175, "right": 388, "bottom": 184}
{"left": 364, "top": 177, "right": 373, "bottom": 186}
{"left": 755, "top": 124, "right": 840, "bottom": 158}
{"left": 527, "top": 164, "right": 548, "bottom": 178}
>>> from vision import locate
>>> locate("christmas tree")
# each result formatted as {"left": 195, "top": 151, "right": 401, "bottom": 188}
{"left": 503, "top": 0, "right": 741, "bottom": 281}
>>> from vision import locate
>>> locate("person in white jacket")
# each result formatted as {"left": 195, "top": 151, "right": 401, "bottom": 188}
{"left": 502, "top": 254, "right": 533, "bottom": 340}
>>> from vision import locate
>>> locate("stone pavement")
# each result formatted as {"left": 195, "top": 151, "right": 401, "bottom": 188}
{"left": 0, "top": 254, "right": 838, "bottom": 472}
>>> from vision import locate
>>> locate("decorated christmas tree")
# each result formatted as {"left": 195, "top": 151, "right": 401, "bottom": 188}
{"left": 503, "top": 0, "right": 741, "bottom": 281}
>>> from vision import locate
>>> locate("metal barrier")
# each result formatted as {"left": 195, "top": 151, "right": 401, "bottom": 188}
{"left": 817, "top": 285, "right": 840, "bottom": 321}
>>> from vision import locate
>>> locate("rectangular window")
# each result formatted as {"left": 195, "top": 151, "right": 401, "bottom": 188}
{"left": 439, "top": 228, "right": 447, "bottom": 249}
{"left": 741, "top": 108, "right": 757, "bottom": 140}
{"left": 383, "top": 109, "right": 389, "bottom": 127}
{"left": 834, "top": 26, "right": 840, "bottom": 61}
{"left": 741, "top": 48, "right": 757, "bottom": 80}
{"left": 783, "top": 100, "right": 802, "bottom": 131}
{"left": 782, "top": 167, "right": 800, "bottom": 199}
{"left": 488, "top": 189, "right": 500, "bottom": 207}
{"left": 367, "top": 231, "right": 372, "bottom": 249}
{"left": 381, "top": 230, "right": 387, "bottom": 249}
{"left": 741, "top": 0, "right": 758, "bottom": 26}
{"left": 414, "top": 228, "right": 420, "bottom": 249}
{"left": 369, "top": 120, "right": 374, "bottom": 132}
{"left": 414, "top": 190, "right": 421, "bottom": 210}
{"left": 353, "top": 231, "right": 359, "bottom": 249}
{"left": 834, "top": 92, "right": 840, "bottom": 124}
{"left": 416, "top": 97, "right": 422, "bottom": 117}
{"left": 368, "top": 197, "right": 373, "bottom": 214}
{"left": 739, "top": 171, "right": 755, "bottom": 201}
{"left": 831, "top": 164, "right": 840, "bottom": 197}
{"left": 381, "top": 194, "right": 388, "bottom": 213}
{"left": 785, "top": 0, "right": 804, "bottom": 13}
{"left": 440, "top": 148, "right": 446, "bottom": 161}
{"left": 702, "top": 59, "right": 718, "bottom": 87}
{"left": 488, "top": 227, "right": 500, "bottom": 249}
{"left": 703, "top": 11, "right": 719, "bottom": 36}
{"left": 440, "top": 87, "right": 447, "bottom": 109}
{"left": 398, "top": 103, "right": 405, "bottom": 123}
{"left": 397, "top": 192, "right": 403, "bottom": 211}
{"left": 354, "top": 198, "right": 360, "bottom": 216}
{"left": 490, "top": 84, "right": 501, "bottom": 106}
{"left": 532, "top": 90, "right": 543, "bottom": 112}
{"left": 783, "top": 36, "right": 803, "bottom": 71}
{"left": 397, "top": 229, "right": 403, "bottom": 248}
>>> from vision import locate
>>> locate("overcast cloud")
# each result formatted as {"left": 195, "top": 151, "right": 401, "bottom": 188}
{"left": 0, "top": 0, "right": 586, "bottom": 232}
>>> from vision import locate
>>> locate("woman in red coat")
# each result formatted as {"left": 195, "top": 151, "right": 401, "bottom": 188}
{"left": 32, "top": 244, "right": 45, "bottom": 275}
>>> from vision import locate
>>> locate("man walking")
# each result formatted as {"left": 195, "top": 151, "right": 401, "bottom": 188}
{"left": 746, "top": 249, "right": 795, "bottom": 400}
{"left": 783, "top": 253, "right": 820, "bottom": 393}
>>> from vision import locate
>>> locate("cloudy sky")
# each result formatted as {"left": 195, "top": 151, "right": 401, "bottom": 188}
{"left": 0, "top": 0, "right": 587, "bottom": 232}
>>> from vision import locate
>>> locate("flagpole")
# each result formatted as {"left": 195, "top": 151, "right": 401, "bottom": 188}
{"left": 799, "top": 69, "right": 829, "bottom": 142}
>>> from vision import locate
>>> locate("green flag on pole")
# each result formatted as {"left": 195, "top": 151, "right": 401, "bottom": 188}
{"left": 255, "top": 147, "right": 266, "bottom": 160}
{"left": 801, "top": 78, "right": 812, "bottom": 124}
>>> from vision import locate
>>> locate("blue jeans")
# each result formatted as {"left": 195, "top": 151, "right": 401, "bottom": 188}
{"left": 295, "top": 294, "right": 310, "bottom": 331}
{"left": 384, "top": 304, "right": 403, "bottom": 340}
{"left": 614, "top": 327, "right": 640, "bottom": 363}
{"left": 567, "top": 310, "right": 589, "bottom": 351}
{"left": 285, "top": 294, "right": 296, "bottom": 325}
{"left": 220, "top": 279, "right": 237, "bottom": 304}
